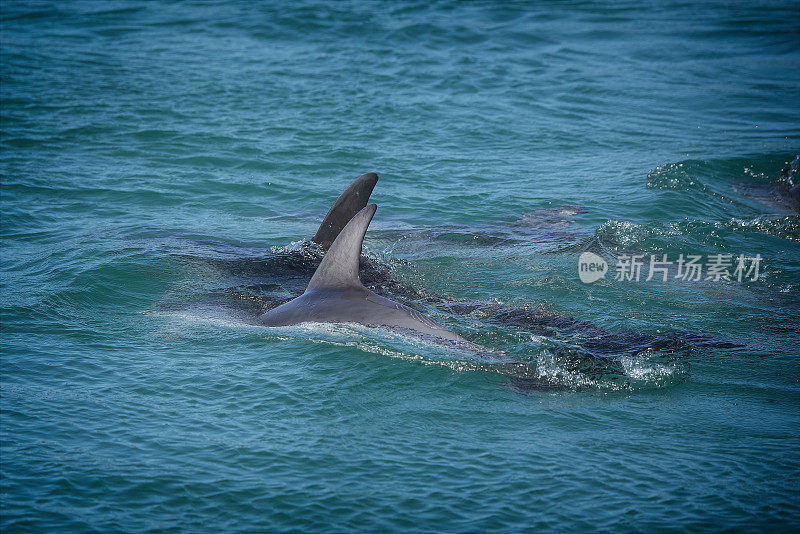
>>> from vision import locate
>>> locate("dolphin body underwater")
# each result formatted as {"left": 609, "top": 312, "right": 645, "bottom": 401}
{"left": 251, "top": 172, "right": 736, "bottom": 355}
{"left": 160, "top": 171, "right": 741, "bottom": 390}
{"left": 732, "top": 155, "right": 800, "bottom": 214}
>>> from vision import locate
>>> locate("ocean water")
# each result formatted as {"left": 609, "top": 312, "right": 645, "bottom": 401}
{"left": 2, "top": 0, "right": 799, "bottom": 531}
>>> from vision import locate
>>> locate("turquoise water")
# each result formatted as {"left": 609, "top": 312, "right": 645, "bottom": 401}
{"left": 2, "top": 0, "right": 799, "bottom": 531}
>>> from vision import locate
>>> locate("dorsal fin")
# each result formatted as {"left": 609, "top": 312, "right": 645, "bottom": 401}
{"left": 306, "top": 204, "right": 377, "bottom": 291}
{"left": 312, "top": 172, "right": 379, "bottom": 250}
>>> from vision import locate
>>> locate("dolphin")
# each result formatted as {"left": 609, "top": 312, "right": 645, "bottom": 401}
{"left": 164, "top": 172, "right": 738, "bottom": 391}
{"left": 732, "top": 155, "right": 800, "bottom": 214}
{"left": 260, "top": 204, "right": 467, "bottom": 342}
{"left": 186, "top": 172, "right": 734, "bottom": 354}
{"left": 312, "top": 172, "right": 379, "bottom": 250}
{"left": 783, "top": 155, "right": 800, "bottom": 209}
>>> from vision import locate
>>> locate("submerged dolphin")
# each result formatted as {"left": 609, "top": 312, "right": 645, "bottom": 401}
{"left": 732, "top": 155, "right": 800, "bottom": 214}
{"left": 261, "top": 204, "right": 467, "bottom": 342}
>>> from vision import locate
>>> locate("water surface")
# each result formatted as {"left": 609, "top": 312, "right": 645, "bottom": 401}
{"left": 2, "top": 1, "right": 799, "bottom": 531}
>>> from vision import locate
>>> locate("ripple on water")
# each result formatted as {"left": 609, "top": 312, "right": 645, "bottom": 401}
{"left": 3, "top": 0, "right": 800, "bottom": 531}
